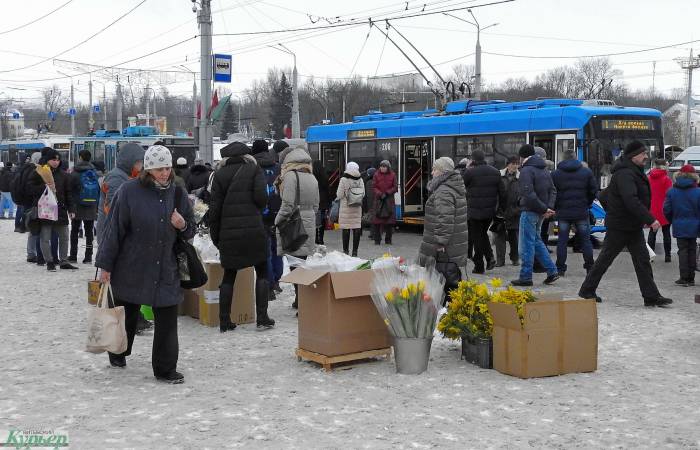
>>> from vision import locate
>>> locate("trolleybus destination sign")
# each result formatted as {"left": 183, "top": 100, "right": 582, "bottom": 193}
{"left": 600, "top": 119, "right": 654, "bottom": 131}
{"left": 347, "top": 129, "right": 377, "bottom": 140}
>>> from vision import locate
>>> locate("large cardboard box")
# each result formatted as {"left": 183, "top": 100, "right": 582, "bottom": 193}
{"left": 198, "top": 263, "right": 255, "bottom": 327}
{"left": 488, "top": 297, "right": 598, "bottom": 379}
{"left": 280, "top": 268, "right": 392, "bottom": 357}
{"left": 179, "top": 289, "right": 200, "bottom": 318}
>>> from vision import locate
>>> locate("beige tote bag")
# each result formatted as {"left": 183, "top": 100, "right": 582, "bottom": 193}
{"left": 86, "top": 282, "right": 127, "bottom": 354}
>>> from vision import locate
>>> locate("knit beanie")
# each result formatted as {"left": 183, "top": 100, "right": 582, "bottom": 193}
{"left": 518, "top": 144, "right": 535, "bottom": 158}
{"left": 251, "top": 139, "right": 269, "bottom": 155}
{"left": 534, "top": 147, "right": 547, "bottom": 159}
{"left": 176, "top": 157, "right": 187, "bottom": 167}
{"left": 31, "top": 152, "right": 42, "bottom": 164}
{"left": 367, "top": 167, "right": 377, "bottom": 178}
{"left": 433, "top": 157, "right": 455, "bottom": 173}
{"left": 272, "top": 140, "right": 289, "bottom": 153}
{"left": 679, "top": 164, "right": 697, "bottom": 174}
{"left": 379, "top": 160, "right": 391, "bottom": 170}
{"left": 143, "top": 145, "right": 172, "bottom": 170}
{"left": 345, "top": 161, "right": 359, "bottom": 173}
{"left": 624, "top": 140, "right": 647, "bottom": 158}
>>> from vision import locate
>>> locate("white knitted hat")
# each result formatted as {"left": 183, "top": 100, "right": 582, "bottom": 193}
{"left": 144, "top": 145, "right": 172, "bottom": 170}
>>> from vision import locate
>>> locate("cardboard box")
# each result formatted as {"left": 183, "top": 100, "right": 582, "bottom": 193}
{"left": 198, "top": 263, "right": 255, "bottom": 327}
{"left": 488, "top": 296, "right": 598, "bottom": 379}
{"left": 179, "top": 289, "right": 200, "bottom": 317}
{"left": 280, "top": 268, "right": 392, "bottom": 357}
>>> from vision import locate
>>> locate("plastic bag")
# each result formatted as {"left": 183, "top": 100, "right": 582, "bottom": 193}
{"left": 37, "top": 186, "right": 58, "bottom": 221}
{"left": 646, "top": 242, "right": 656, "bottom": 261}
{"left": 193, "top": 233, "right": 220, "bottom": 263}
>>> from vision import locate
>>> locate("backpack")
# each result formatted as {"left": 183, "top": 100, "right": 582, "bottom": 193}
{"left": 347, "top": 183, "right": 364, "bottom": 207}
{"left": 10, "top": 164, "right": 34, "bottom": 206}
{"left": 78, "top": 169, "right": 100, "bottom": 206}
{"left": 262, "top": 166, "right": 282, "bottom": 218}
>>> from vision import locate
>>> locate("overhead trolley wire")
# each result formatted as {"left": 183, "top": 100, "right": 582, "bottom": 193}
{"left": 0, "top": 0, "right": 149, "bottom": 74}
{"left": 0, "top": 0, "right": 74, "bottom": 36}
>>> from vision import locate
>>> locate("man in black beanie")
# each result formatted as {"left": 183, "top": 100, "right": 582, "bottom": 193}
{"left": 579, "top": 140, "right": 672, "bottom": 307}
{"left": 271, "top": 140, "right": 289, "bottom": 163}
{"left": 251, "top": 139, "right": 269, "bottom": 156}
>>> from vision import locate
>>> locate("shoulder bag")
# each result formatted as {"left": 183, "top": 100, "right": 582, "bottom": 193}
{"left": 174, "top": 186, "right": 208, "bottom": 289}
{"left": 277, "top": 171, "right": 309, "bottom": 253}
{"left": 435, "top": 250, "right": 462, "bottom": 294}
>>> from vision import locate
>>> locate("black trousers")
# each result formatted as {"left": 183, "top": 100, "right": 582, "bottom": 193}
{"left": 580, "top": 228, "right": 661, "bottom": 300}
{"left": 373, "top": 224, "right": 393, "bottom": 244}
{"left": 109, "top": 299, "right": 179, "bottom": 376}
{"left": 70, "top": 219, "right": 94, "bottom": 258}
{"left": 468, "top": 219, "right": 494, "bottom": 270}
{"left": 342, "top": 228, "right": 362, "bottom": 255}
{"left": 647, "top": 224, "right": 672, "bottom": 257}
{"left": 677, "top": 238, "right": 698, "bottom": 281}
{"left": 540, "top": 218, "right": 551, "bottom": 246}
{"left": 495, "top": 228, "right": 519, "bottom": 265}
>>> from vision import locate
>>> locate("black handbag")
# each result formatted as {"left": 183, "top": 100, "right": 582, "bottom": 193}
{"left": 174, "top": 187, "right": 208, "bottom": 290}
{"left": 376, "top": 196, "right": 392, "bottom": 219}
{"left": 489, "top": 217, "right": 505, "bottom": 234}
{"left": 277, "top": 171, "right": 309, "bottom": 253}
{"left": 435, "top": 250, "right": 462, "bottom": 292}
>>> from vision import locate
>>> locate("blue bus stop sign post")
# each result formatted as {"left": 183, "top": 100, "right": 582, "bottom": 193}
{"left": 93, "top": 105, "right": 100, "bottom": 113}
{"left": 68, "top": 108, "right": 76, "bottom": 117}
{"left": 213, "top": 54, "right": 232, "bottom": 83}
{"left": 12, "top": 112, "right": 20, "bottom": 119}
{"left": 48, "top": 111, "right": 56, "bottom": 121}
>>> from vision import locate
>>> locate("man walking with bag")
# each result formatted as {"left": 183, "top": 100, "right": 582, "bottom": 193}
{"left": 578, "top": 141, "right": 672, "bottom": 306}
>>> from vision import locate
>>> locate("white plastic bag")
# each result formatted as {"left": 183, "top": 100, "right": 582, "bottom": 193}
{"left": 646, "top": 242, "right": 656, "bottom": 261}
{"left": 37, "top": 186, "right": 58, "bottom": 221}
{"left": 193, "top": 233, "right": 220, "bottom": 263}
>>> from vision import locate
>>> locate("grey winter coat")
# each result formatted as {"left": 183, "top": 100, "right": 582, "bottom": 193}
{"left": 69, "top": 160, "right": 98, "bottom": 221}
{"left": 418, "top": 170, "right": 469, "bottom": 267}
{"left": 96, "top": 143, "right": 145, "bottom": 243}
{"left": 337, "top": 170, "right": 365, "bottom": 229}
{"left": 95, "top": 178, "right": 195, "bottom": 307}
{"left": 275, "top": 148, "right": 319, "bottom": 257}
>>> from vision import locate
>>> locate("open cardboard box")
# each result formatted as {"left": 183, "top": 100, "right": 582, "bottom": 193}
{"left": 198, "top": 263, "right": 256, "bottom": 326}
{"left": 281, "top": 268, "right": 391, "bottom": 357}
{"left": 488, "top": 294, "right": 598, "bottom": 379}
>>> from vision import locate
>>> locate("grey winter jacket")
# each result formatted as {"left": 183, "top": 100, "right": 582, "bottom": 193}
{"left": 418, "top": 170, "right": 469, "bottom": 267}
{"left": 96, "top": 144, "right": 145, "bottom": 243}
{"left": 275, "top": 148, "right": 319, "bottom": 257}
{"left": 95, "top": 178, "right": 195, "bottom": 307}
{"left": 518, "top": 155, "right": 556, "bottom": 214}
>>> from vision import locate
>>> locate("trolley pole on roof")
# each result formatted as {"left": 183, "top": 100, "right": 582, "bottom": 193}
{"left": 194, "top": 0, "right": 213, "bottom": 162}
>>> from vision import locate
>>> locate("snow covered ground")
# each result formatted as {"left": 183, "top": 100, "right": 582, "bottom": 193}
{"left": 1, "top": 220, "right": 699, "bottom": 449}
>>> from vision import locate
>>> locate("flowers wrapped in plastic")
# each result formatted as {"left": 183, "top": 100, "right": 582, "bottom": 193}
{"left": 370, "top": 264, "right": 445, "bottom": 339}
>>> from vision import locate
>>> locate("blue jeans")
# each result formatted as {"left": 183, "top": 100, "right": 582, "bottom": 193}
{"left": 556, "top": 219, "right": 594, "bottom": 274}
{"left": 519, "top": 211, "right": 557, "bottom": 280}
{"left": 266, "top": 231, "right": 283, "bottom": 284}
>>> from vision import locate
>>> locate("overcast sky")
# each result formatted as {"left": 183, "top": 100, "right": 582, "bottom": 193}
{"left": 0, "top": 0, "right": 698, "bottom": 108}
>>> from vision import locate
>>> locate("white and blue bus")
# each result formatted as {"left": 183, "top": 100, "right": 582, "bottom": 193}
{"left": 305, "top": 98, "right": 664, "bottom": 229}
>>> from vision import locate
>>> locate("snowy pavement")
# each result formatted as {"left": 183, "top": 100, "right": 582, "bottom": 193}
{"left": 1, "top": 220, "right": 699, "bottom": 449}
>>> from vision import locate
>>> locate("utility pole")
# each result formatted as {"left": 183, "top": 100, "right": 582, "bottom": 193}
{"left": 272, "top": 44, "right": 300, "bottom": 138}
{"left": 676, "top": 49, "right": 700, "bottom": 147}
{"left": 192, "top": 76, "right": 197, "bottom": 131}
{"left": 70, "top": 81, "right": 75, "bottom": 137}
{"left": 116, "top": 81, "right": 123, "bottom": 131}
{"left": 195, "top": 0, "right": 213, "bottom": 162}
{"left": 88, "top": 76, "right": 93, "bottom": 132}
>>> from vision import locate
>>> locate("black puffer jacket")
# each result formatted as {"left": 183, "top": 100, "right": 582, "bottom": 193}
{"left": 551, "top": 159, "right": 597, "bottom": 221}
{"left": 462, "top": 161, "right": 504, "bottom": 220}
{"left": 209, "top": 143, "right": 268, "bottom": 269}
{"left": 28, "top": 166, "right": 73, "bottom": 226}
{"left": 498, "top": 169, "right": 521, "bottom": 230}
{"left": 186, "top": 164, "right": 212, "bottom": 192}
{"left": 0, "top": 166, "right": 14, "bottom": 192}
{"left": 69, "top": 160, "right": 99, "bottom": 221}
{"left": 602, "top": 156, "right": 655, "bottom": 231}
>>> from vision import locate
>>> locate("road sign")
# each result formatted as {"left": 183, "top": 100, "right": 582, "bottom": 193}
{"left": 213, "top": 54, "right": 232, "bottom": 83}
{"left": 12, "top": 112, "right": 20, "bottom": 119}
{"left": 93, "top": 105, "right": 100, "bottom": 113}
{"left": 48, "top": 111, "right": 56, "bottom": 120}
{"left": 68, "top": 108, "right": 76, "bottom": 117}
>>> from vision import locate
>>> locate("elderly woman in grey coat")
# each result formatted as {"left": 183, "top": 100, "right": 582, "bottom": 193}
{"left": 418, "top": 157, "right": 468, "bottom": 293}
{"left": 336, "top": 161, "right": 365, "bottom": 256}
{"left": 96, "top": 145, "right": 194, "bottom": 384}
{"left": 275, "top": 146, "right": 319, "bottom": 308}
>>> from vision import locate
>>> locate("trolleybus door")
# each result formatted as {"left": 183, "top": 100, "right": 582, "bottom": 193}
{"left": 555, "top": 134, "right": 576, "bottom": 165}
{"left": 321, "top": 143, "right": 345, "bottom": 199}
{"left": 401, "top": 139, "right": 431, "bottom": 217}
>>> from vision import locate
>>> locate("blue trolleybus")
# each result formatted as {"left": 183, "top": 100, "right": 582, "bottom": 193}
{"left": 305, "top": 98, "right": 664, "bottom": 227}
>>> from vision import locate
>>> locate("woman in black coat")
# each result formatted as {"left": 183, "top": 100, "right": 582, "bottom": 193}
{"left": 208, "top": 141, "right": 275, "bottom": 332}
{"left": 96, "top": 145, "right": 195, "bottom": 384}
{"left": 312, "top": 159, "right": 330, "bottom": 245}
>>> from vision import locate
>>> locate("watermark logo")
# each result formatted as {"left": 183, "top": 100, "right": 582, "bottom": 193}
{"left": 0, "top": 429, "right": 69, "bottom": 449}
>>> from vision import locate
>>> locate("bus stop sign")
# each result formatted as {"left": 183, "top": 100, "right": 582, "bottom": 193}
{"left": 213, "top": 54, "right": 232, "bottom": 83}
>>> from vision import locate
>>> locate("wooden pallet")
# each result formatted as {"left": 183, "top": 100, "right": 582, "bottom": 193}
{"left": 295, "top": 347, "right": 392, "bottom": 372}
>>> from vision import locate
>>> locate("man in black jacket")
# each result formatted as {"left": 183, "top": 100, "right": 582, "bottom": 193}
{"left": 462, "top": 149, "right": 504, "bottom": 273}
{"left": 579, "top": 141, "right": 672, "bottom": 306}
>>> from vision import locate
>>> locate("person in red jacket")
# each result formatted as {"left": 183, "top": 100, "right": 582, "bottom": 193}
{"left": 647, "top": 159, "right": 673, "bottom": 262}
{"left": 372, "top": 160, "right": 398, "bottom": 245}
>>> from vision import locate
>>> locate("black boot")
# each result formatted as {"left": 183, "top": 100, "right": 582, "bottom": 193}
{"left": 351, "top": 229, "right": 361, "bottom": 257}
{"left": 218, "top": 283, "right": 237, "bottom": 332}
{"left": 342, "top": 229, "right": 350, "bottom": 254}
{"left": 83, "top": 245, "right": 93, "bottom": 264}
{"left": 256, "top": 279, "right": 275, "bottom": 329}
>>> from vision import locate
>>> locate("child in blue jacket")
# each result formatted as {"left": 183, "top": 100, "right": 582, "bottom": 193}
{"left": 663, "top": 164, "right": 700, "bottom": 286}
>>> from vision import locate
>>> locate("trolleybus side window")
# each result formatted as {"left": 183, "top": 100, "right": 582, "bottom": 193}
{"left": 494, "top": 133, "right": 527, "bottom": 169}
{"left": 436, "top": 137, "right": 456, "bottom": 163}
{"left": 377, "top": 139, "right": 399, "bottom": 171}
{"left": 94, "top": 141, "right": 105, "bottom": 164}
{"left": 348, "top": 140, "right": 376, "bottom": 173}
{"left": 321, "top": 143, "right": 344, "bottom": 199}
{"left": 307, "top": 143, "right": 320, "bottom": 161}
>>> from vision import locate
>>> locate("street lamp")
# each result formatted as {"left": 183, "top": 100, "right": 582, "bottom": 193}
{"left": 443, "top": 10, "right": 498, "bottom": 100}
{"left": 56, "top": 70, "right": 76, "bottom": 136}
{"left": 268, "top": 43, "right": 300, "bottom": 139}
{"left": 176, "top": 65, "right": 198, "bottom": 131}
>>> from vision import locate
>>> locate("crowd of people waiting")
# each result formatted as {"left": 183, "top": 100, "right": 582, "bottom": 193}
{"left": 2, "top": 138, "right": 698, "bottom": 384}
